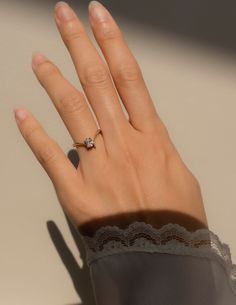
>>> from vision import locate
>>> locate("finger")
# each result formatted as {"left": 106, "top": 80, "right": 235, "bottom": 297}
{"left": 14, "top": 108, "right": 83, "bottom": 204}
{"left": 88, "top": 1, "right": 160, "bottom": 132}
{"left": 54, "top": 2, "right": 128, "bottom": 145}
{"left": 31, "top": 53, "right": 107, "bottom": 162}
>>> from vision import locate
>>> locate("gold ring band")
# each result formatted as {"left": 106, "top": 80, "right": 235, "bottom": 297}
{"left": 73, "top": 128, "right": 102, "bottom": 150}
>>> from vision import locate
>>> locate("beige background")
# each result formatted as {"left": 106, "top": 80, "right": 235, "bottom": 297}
{"left": 1, "top": 1, "right": 236, "bottom": 304}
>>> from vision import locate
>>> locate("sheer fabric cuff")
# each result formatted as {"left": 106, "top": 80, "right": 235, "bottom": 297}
{"left": 79, "top": 221, "right": 236, "bottom": 296}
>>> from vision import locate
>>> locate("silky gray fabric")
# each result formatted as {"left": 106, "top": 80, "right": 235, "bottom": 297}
{"left": 89, "top": 251, "right": 236, "bottom": 305}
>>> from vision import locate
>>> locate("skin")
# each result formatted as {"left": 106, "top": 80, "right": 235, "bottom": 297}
{"left": 14, "top": 1, "right": 208, "bottom": 235}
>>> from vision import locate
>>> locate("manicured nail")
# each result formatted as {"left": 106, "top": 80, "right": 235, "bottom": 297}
{"left": 55, "top": 1, "right": 69, "bottom": 9}
{"left": 88, "top": 1, "right": 109, "bottom": 22}
{"left": 55, "top": 1, "right": 77, "bottom": 22}
{"left": 14, "top": 108, "right": 28, "bottom": 123}
{"left": 32, "top": 52, "right": 48, "bottom": 69}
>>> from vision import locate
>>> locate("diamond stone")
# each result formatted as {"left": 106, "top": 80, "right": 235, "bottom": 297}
{"left": 84, "top": 137, "right": 95, "bottom": 149}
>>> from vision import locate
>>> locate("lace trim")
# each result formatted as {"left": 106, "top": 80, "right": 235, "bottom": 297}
{"left": 80, "top": 221, "right": 236, "bottom": 295}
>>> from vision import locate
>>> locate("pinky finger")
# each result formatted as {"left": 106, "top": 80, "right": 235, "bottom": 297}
{"left": 14, "top": 107, "right": 83, "bottom": 201}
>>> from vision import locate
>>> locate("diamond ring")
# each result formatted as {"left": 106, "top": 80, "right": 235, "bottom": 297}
{"left": 73, "top": 128, "right": 102, "bottom": 150}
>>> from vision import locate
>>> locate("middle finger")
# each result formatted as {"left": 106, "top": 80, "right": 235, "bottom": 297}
{"left": 54, "top": 2, "right": 128, "bottom": 142}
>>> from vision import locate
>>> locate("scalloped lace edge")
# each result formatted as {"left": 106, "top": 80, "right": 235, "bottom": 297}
{"left": 80, "top": 221, "right": 236, "bottom": 295}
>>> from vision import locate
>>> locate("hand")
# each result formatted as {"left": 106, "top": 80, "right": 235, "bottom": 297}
{"left": 14, "top": 1, "right": 208, "bottom": 235}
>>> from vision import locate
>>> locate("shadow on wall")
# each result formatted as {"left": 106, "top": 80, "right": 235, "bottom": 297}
{"left": 47, "top": 149, "right": 96, "bottom": 305}
{"left": 24, "top": 0, "right": 236, "bottom": 57}
{"left": 47, "top": 217, "right": 96, "bottom": 305}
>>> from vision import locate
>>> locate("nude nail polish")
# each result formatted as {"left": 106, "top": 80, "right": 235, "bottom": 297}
{"left": 55, "top": 1, "right": 77, "bottom": 22}
{"left": 88, "top": 1, "right": 109, "bottom": 22}
{"left": 14, "top": 108, "right": 28, "bottom": 122}
{"left": 32, "top": 52, "right": 48, "bottom": 68}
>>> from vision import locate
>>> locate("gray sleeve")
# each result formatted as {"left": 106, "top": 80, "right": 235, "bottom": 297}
{"left": 79, "top": 221, "right": 236, "bottom": 305}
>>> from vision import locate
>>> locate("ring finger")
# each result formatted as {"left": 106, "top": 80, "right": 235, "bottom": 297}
{"left": 32, "top": 53, "right": 107, "bottom": 166}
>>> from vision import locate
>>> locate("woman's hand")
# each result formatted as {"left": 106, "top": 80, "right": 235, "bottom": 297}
{"left": 14, "top": 1, "right": 208, "bottom": 235}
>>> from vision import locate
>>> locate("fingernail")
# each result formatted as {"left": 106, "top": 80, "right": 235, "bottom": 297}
{"left": 88, "top": 1, "right": 109, "bottom": 22}
{"left": 14, "top": 108, "right": 28, "bottom": 123}
{"left": 55, "top": 1, "right": 69, "bottom": 9}
{"left": 32, "top": 52, "right": 48, "bottom": 69}
{"left": 55, "top": 1, "right": 77, "bottom": 22}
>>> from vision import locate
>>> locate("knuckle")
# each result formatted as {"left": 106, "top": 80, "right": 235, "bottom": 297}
{"left": 114, "top": 134, "right": 135, "bottom": 164}
{"left": 38, "top": 142, "right": 58, "bottom": 166}
{"left": 145, "top": 129, "right": 173, "bottom": 164}
{"left": 23, "top": 124, "right": 41, "bottom": 142}
{"left": 157, "top": 148, "right": 170, "bottom": 164}
{"left": 37, "top": 62, "right": 60, "bottom": 80}
{"left": 58, "top": 92, "right": 85, "bottom": 115}
{"left": 63, "top": 28, "right": 85, "bottom": 44}
{"left": 82, "top": 65, "right": 109, "bottom": 87}
{"left": 145, "top": 118, "right": 170, "bottom": 136}
{"left": 157, "top": 139, "right": 177, "bottom": 167}
{"left": 98, "top": 24, "right": 121, "bottom": 42}
{"left": 115, "top": 64, "right": 142, "bottom": 85}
